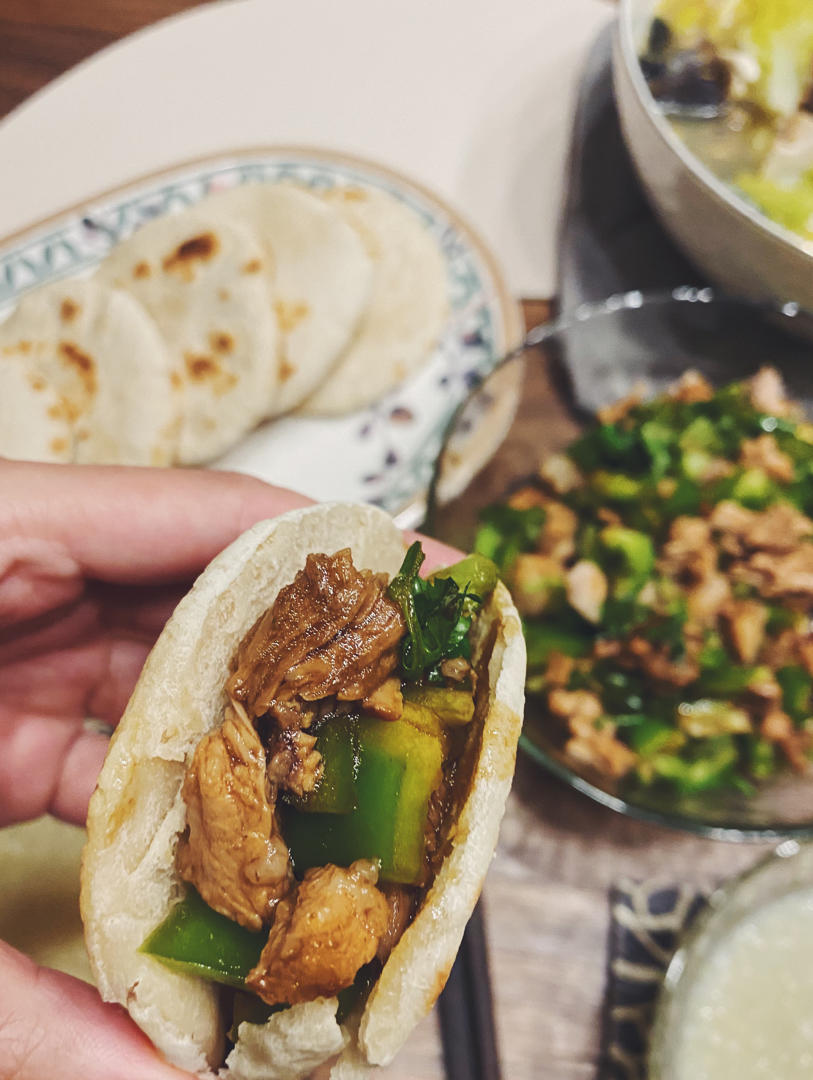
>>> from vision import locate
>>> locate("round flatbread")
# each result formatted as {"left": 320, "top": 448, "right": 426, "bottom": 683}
{"left": 97, "top": 209, "right": 279, "bottom": 465}
{"left": 0, "top": 280, "right": 179, "bottom": 465}
{"left": 81, "top": 504, "right": 525, "bottom": 1078}
{"left": 0, "top": 344, "right": 74, "bottom": 463}
{"left": 203, "top": 183, "right": 373, "bottom": 415}
{"left": 298, "top": 187, "right": 449, "bottom": 416}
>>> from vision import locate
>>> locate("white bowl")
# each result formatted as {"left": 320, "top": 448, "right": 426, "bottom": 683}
{"left": 613, "top": 0, "right": 813, "bottom": 308}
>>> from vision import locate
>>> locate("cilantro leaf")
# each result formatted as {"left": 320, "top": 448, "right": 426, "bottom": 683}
{"left": 388, "top": 541, "right": 481, "bottom": 683}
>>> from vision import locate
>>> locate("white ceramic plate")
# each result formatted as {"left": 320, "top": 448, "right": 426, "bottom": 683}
{"left": 0, "top": 148, "right": 521, "bottom": 525}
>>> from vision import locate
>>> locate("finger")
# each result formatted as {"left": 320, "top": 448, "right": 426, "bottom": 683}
{"left": 1, "top": 460, "right": 312, "bottom": 588}
{"left": 1, "top": 638, "right": 151, "bottom": 723}
{"left": 0, "top": 943, "right": 189, "bottom": 1080}
{"left": 0, "top": 711, "right": 108, "bottom": 827}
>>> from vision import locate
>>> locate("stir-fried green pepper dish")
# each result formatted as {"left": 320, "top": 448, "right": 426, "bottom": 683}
{"left": 476, "top": 368, "right": 813, "bottom": 795}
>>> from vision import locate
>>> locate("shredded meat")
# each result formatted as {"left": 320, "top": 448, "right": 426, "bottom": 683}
{"left": 246, "top": 860, "right": 389, "bottom": 1006}
{"left": 440, "top": 657, "right": 472, "bottom": 682}
{"left": 668, "top": 370, "right": 714, "bottom": 403}
{"left": 749, "top": 367, "right": 798, "bottom": 418}
{"left": 177, "top": 701, "right": 293, "bottom": 930}
{"left": 538, "top": 452, "right": 583, "bottom": 494}
{"left": 228, "top": 549, "right": 405, "bottom": 727}
{"left": 627, "top": 636, "right": 700, "bottom": 687}
{"left": 376, "top": 885, "right": 416, "bottom": 963}
{"left": 722, "top": 600, "right": 768, "bottom": 663}
{"left": 362, "top": 676, "right": 403, "bottom": 721}
{"left": 266, "top": 728, "right": 322, "bottom": 797}
{"left": 739, "top": 434, "right": 794, "bottom": 483}
{"left": 710, "top": 501, "right": 813, "bottom": 556}
{"left": 746, "top": 545, "right": 813, "bottom": 599}
{"left": 597, "top": 385, "right": 645, "bottom": 424}
{"left": 538, "top": 501, "right": 579, "bottom": 562}
{"left": 548, "top": 689, "right": 635, "bottom": 778}
{"left": 659, "top": 517, "right": 716, "bottom": 581}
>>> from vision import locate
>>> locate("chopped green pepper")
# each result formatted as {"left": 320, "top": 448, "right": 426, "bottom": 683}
{"left": 403, "top": 685, "right": 475, "bottom": 726}
{"left": 432, "top": 553, "right": 498, "bottom": 599}
{"left": 140, "top": 886, "right": 264, "bottom": 988}
{"left": 282, "top": 713, "right": 443, "bottom": 885}
{"left": 776, "top": 665, "right": 813, "bottom": 724}
{"left": 599, "top": 526, "right": 655, "bottom": 599}
{"left": 524, "top": 622, "right": 591, "bottom": 672}
{"left": 288, "top": 714, "right": 359, "bottom": 815}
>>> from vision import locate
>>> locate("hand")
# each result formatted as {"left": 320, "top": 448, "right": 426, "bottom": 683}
{"left": 0, "top": 459, "right": 459, "bottom": 1080}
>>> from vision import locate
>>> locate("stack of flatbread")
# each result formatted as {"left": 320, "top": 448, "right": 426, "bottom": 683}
{"left": 0, "top": 181, "right": 449, "bottom": 466}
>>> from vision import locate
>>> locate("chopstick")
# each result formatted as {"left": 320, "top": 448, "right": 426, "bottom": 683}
{"left": 437, "top": 898, "right": 502, "bottom": 1080}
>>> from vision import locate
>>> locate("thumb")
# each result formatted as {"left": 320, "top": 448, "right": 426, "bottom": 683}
{"left": 0, "top": 942, "right": 189, "bottom": 1080}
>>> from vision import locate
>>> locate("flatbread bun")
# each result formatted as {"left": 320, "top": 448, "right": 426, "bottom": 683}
{"left": 0, "top": 344, "right": 74, "bottom": 463}
{"left": 203, "top": 183, "right": 373, "bottom": 415}
{"left": 298, "top": 187, "right": 449, "bottom": 416}
{"left": 81, "top": 503, "right": 525, "bottom": 1077}
{"left": 0, "top": 279, "right": 179, "bottom": 465}
{"left": 97, "top": 209, "right": 279, "bottom": 465}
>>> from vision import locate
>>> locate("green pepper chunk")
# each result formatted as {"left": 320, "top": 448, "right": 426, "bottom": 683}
{"left": 140, "top": 887, "right": 264, "bottom": 988}
{"left": 524, "top": 622, "right": 591, "bottom": 672}
{"left": 289, "top": 714, "right": 359, "bottom": 814}
{"left": 432, "top": 553, "right": 498, "bottom": 599}
{"left": 599, "top": 526, "right": 655, "bottom": 599}
{"left": 282, "top": 713, "right": 443, "bottom": 886}
{"left": 403, "top": 685, "right": 475, "bottom": 726}
{"left": 776, "top": 665, "right": 813, "bottom": 724}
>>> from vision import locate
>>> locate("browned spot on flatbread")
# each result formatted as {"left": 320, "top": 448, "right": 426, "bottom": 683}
{"left": 4, "top": 340, "right": 33, "bottom": 356}
{"left": 279, "top": 359, "right": 295, "bottom": 384}
{"left": 210, "top": 331, "right": 234, "bottom": 354}
{"left": 274, "top": 300, "right": 310, "bottom": 334}
{"left": 50, "top": 437, "right": 69, "bottom": 455}
{"left": 170, "top": 371, "right": 183, "bottom": 390}
{"left": 49, "top": 398, "right": 82, "bottom": 423}
{"left": 133, "top": 261, "right": 151, "bottom": 279}
{"left": 58, "top": 341, "right": 96, "bottom": 395}
{"left": 28, "top": 374, "right": 46, "bottom": 392}
{"left": 338, "top": 186, "right": 368, "bottom": 202}
{"left": 218, "top": 288, "right": 230, "bottom": 302}
{"left": 60, "top": 298, "right": 80, "bottom": 323}
{"left": 242, "top": 258, "right": 262, "bottom": 274}
{"left": 185, "top": 353, "right": 220, "bottom": 381}
{"left": 162, "top": 233, "right": 219, "bottom": 279}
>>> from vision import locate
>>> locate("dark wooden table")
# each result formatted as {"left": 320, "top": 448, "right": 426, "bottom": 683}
{"left": 0, "top": 7, "right": 774, "bottom": 1078}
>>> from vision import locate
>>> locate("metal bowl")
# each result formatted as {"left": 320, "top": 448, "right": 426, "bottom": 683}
{"left": 613, "top": 0, "right": 813, "bottom": 311}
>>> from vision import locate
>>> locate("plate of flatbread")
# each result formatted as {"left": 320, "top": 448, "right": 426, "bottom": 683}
{"left": 0, "top": 148, "right": 521, "bottom": 522}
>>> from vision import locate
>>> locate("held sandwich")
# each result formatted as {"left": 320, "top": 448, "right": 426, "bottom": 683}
{"left": 81, "top": 503, "right": 525, "bottom": 1078}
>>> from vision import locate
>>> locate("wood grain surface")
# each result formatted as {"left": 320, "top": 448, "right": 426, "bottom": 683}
{"left": 0, "top": 6, "right": 776, "bottom": 1080}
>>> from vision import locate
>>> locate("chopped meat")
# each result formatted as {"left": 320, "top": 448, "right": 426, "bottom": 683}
{"left": 266, "top": 728, "right": 322, "bottom": 797}
{"left": 507, "top": 485, "right": 547, "bottom": 511}
{"left": 246, "top": 860, "right": 389, "bottom": 1006}
{"left": 697, "top": 457, "right": 735, "bottom": 483}
{"left": 749, "top": 367, "right": 798, "bottom": 418}
{"left": 538, "top": 452, "right": 583, "bottom": 494}
{"left": 627, "top": 636, "right": 700, "bottom": 687}
{"left": 548, "top": 688, "right": 603, "bottom": 727}
{"left": 762, "top": 629, "right": 805, "bottom": 670}
{"left": 538, "top": 501, "right": 579, "bottom": 561}
{"left": 565, "top": 560, "right": 607, "bottom": 624}
{"left": 739, "top": 434, "right": 794, "bottom": 483}
{"left": 545, "top": 651, "right": 575, "bottom": 687}
{"left": 177, "top": 701, "right": 293, "bottom": 930}
{"left": 686, "top": 572, "right": 731, "bottom": 625}
{"left": 761, "top": 706, "right": 794, "bottom": 743}
{"left": 228, "top": 549, "right": 405, "bottom": 728}
{"left": 659, "top": 517, "right": 716, "bottom": 581}
{"left": 666, "top": 370, "right": 714, "bottom": 404}
{"left": 440, "top": 657, "right": 472, "bottom": 683}
{"left": 747, "top": 672, "right": 782, "bottom": 703}
{"left": 796, "top": 635, "right": 813, "bottom": 677}
{"left": 362, "top": 675, "right": 403, "bottom": 720}
{"left": 597, "top": 384, "right": 645, "bottom": 424}
{"left": 376, "top": 884, "right": 416, "bottom": 963}
{"left": 747, "top": 545, "right": 813, "bottom": 599}
{"left": 722, "top": 600, "right": 768, "bottom": 663}
{"left": 710, "top": 501, "right": 813, "bottom": 556}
